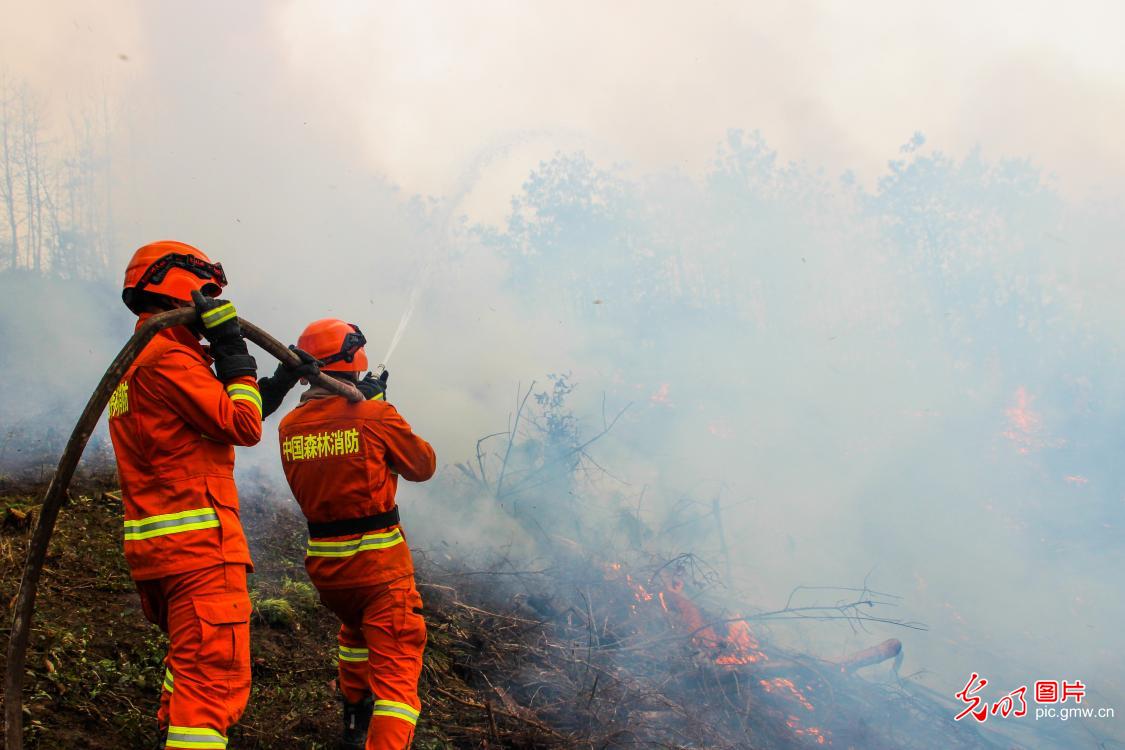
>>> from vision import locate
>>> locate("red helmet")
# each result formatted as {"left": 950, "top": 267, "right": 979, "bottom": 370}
{"left": 297, "top": 318, "right": 369, "bottom": 372}
{"left": 121, "top": 240, "right": 227, "bottom": 313}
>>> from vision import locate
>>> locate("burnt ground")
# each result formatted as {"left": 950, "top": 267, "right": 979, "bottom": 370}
{"left": 0, "top": 472, "right": 563, "bottom": 750}
{"left": 1, "top": 471, "right": 1028, "bottom": 750}
{"left": 0, "top": 474, "right": 560, "bottom": 750}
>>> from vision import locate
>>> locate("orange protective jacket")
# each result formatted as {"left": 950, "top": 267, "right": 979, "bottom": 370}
{"left": 108, "top": 315, "right": 262, "bottom": 581}
{"left": 278, "top": 392, "right": 436, "bottom": 590}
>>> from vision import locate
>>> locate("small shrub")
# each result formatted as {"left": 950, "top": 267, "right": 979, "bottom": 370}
{"left": 254, "top": 598, "right": 297, "bottom": 630}
{"left": 281, "top": 577, "right": 318, "bottom": 612}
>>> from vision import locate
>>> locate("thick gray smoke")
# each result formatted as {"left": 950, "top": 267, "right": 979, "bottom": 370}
{"left": 2, "top": 4, "right": 1123, "bottom": 748}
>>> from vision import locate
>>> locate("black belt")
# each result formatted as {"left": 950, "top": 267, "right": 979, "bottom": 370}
{"left": 307, "top": 506, "right": 400, "bottom": 539}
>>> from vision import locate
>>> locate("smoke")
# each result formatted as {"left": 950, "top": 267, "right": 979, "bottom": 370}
{"left": 2, "top": 3, "right": 1124, "bottom": 748}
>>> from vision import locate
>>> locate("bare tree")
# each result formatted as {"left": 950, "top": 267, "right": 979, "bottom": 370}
{"left": 0, "top": 76, "right": 20, "bottom": 269}
{"left": 63, "top": 95, "right": 114, "bottom": 278}
{"left": 17, "top": 86, "right": 44, "bottom": 272}
{"left": 0, "top": 70, "right": 113, "bottom": 279}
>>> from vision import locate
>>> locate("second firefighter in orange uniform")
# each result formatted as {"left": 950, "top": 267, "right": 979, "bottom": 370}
{"left": 261, "top": 318, "right": 436, "bottom": 749}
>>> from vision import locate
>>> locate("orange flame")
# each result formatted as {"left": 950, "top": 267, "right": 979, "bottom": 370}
{"left": 795, "top": 725, "right": 828, "bottom": 745}
{"left": 1002, "top": 386, "right": 1049, "bottom": 454}
{"left": 626, "top": 574, "right": 654, "bottom": 602}
{"left": 606, "top": 561, "right": 826, "bottom": 744}
{"left": 786, "top": 714, "right": 829, "bottom": 745}
{"left": 715, "top": 618, "right": 766, "bottom": 665}
{"left": 760, "top": 678, "right": 814, "bottom": 711}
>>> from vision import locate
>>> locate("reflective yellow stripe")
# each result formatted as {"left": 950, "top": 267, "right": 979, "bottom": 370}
{"left": 201, "top": 303, "right": 236, "bottom": 328}
{"left": 126, "top": 519, "right": 219, "bottom": 541}
{"left": 373, "top": 699, "right": 419, "bottom": 725}
{"left": 163, "top": 668, "right": 174, "bottom": 693}
{"left": 306, "top": 528, "right": 404, "bottom": 558}
{"left": 202, "top": 309, "right": 237, "bottom": 327}
{"left": 338, "top": 645, "right": 369, "bottom": 663}
{"left": 201, "top": 303, "right": 234, "bottom": 320}
{"left": 124, "top": 507, "right": 216, "bottom": 528}
{"left": 165, "top": 725, "right": 227, "bottom": 749}
{"left": 229, "top": 392, "right": 262, "bottom": 417}
{"left": 226, "top": 383, "right": 263, "bottom": 417}
{"left": 124, "top": 507, "right": 220, "bottom": 541}
{"left": 226, "top": 383, "right": 261, "bottom": 403}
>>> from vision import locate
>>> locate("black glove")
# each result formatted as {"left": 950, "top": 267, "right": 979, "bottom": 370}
{"left": 191, "top": 290, "right": 256, "bottom": 381}
{"left": 356, "top": 369, "right": 389, "bottom": 401}
{"left": 258, "top": 346, "right": 320, "bottom": 418}
{"left": 191, "top": 289, "right": 241, "bottom": 340}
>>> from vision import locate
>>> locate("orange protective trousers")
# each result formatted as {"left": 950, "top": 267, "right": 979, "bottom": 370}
{"left": 135, "top": 563, "right": 252, "bottom": 747}
{"left": 319, "top": 577, "right": 427, "bottom": 750}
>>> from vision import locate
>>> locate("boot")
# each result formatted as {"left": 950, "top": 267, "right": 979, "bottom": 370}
{"left": 339, "top": 694, "right": 374, "bottom": 750}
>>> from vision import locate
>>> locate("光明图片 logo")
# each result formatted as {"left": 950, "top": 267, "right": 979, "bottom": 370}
{"left": 954, "top": 674, "right": 1115, "bottom": 722}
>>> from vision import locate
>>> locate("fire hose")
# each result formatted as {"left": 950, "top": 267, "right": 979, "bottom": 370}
{"left": 3, "top": 307, "right": 363, "bottom": 750}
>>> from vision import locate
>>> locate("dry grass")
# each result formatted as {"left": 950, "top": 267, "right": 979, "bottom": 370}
{"left": 2, "top": 473, "right": 1013, "bottom": 749}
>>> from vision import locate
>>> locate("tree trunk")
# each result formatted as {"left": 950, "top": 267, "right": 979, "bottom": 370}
{"left": 20, "top": 95, "right": 36, "bottom": 274}
{"left": 0, "top": 87, "right": 20, "bottom": 269}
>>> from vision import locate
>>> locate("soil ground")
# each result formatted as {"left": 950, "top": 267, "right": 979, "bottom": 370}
{"left": 0, "top": 472, "right": 556, "bottom": 749}
{"left": 0, "top": 471, "right": 1025, "bottom": 750}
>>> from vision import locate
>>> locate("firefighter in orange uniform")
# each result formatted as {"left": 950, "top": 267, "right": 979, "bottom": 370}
{"left": 108, "top": 241, "right": 262, "bottom": 749}
{"left": 263, "top": 318, "right": 435, "bottom": 749}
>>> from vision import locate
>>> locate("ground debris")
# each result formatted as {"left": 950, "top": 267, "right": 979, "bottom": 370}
{"left": 2, "top": 475, "right": 1015, "bottom": 749}
{"left": 405, "top": 543, "right": 1018, "bottom": 750}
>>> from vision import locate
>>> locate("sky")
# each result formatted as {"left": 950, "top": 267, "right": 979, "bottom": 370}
{"left": 4, "top": 0, "right": 1124, "bottom": 222}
